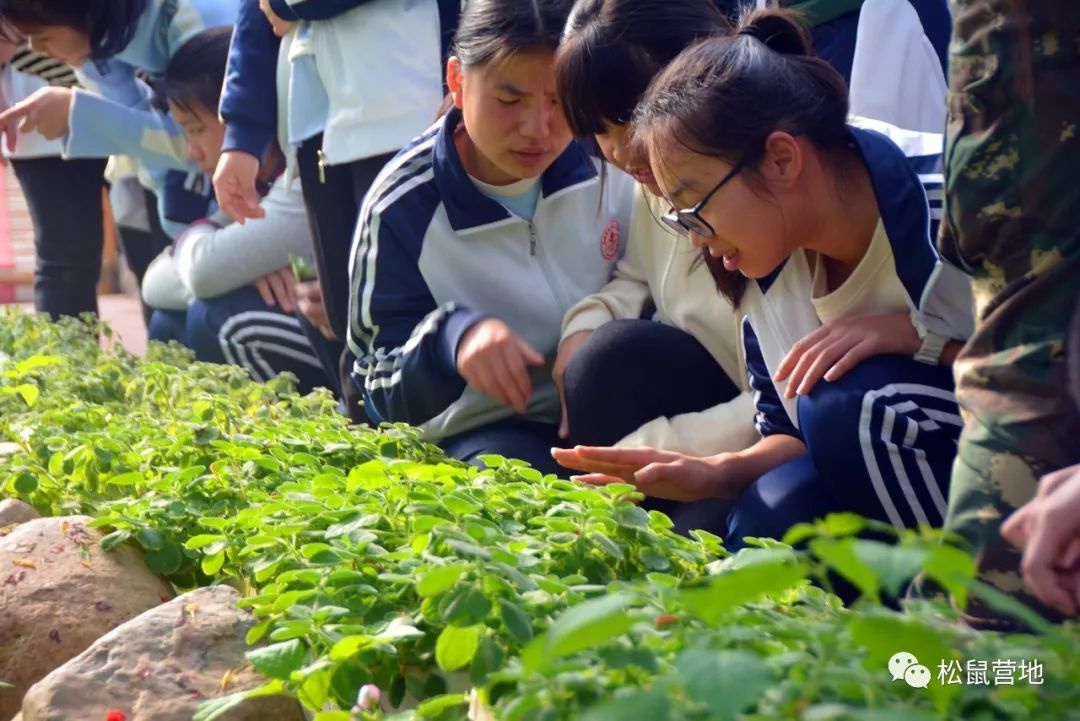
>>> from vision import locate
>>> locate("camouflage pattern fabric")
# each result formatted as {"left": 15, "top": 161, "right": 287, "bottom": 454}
{"left": 938, "top": 0, "right": 1080, "bottom": 629}
{"left": 1071, "top": 297, "right": 1080, "bottom": 412}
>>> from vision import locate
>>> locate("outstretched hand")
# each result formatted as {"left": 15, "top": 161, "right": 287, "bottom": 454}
{"left": 0, "top": 87, "right": 74, "bottom": 157}
{"left": 456, "top": 318, "right": 545, "bottom": 413}
{"left": 773, "top": 313, "right": 920, "bottom": 399}
{"left": 551, "top": 445, "right": 736, "bottom": 502}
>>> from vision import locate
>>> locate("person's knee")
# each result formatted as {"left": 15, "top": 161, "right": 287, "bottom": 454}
{"left": 185, "top": 300, "right": 226, "bottom": 364}
{"left": 797, "top": 355, "right": 927, "bottom": 455}
{"left": 148, "top": 310, "right": 186, "bottom": 345}
{"left": 564, "top": 320, "right": 656, "bottom": 412}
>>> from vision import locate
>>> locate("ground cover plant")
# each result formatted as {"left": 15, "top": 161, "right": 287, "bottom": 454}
{"left": 1, "top": 308, "right": 1078, "bottom": 721}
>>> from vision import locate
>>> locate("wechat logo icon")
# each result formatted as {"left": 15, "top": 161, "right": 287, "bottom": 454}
{"left": 889, "top": 651, "right": 931, "bottom": 689}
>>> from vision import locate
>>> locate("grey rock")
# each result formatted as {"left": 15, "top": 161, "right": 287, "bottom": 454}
{"left": 21, "top": 585, "right": 305, "bottom": 721}
{"left": 0, "top": 516, "right": 175, "bottom": 720}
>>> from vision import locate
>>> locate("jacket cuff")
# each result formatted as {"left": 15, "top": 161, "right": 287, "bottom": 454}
{"left": 221, "top": 121, "right": 275, "bottom": 158}
{"left": 438, "top": 307, "right": 490, "bottom": 375}
{"left": 561, "top": 304, "right": 615, "bottom": 341}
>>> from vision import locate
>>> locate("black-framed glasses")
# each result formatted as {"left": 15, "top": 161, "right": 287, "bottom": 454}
{"left": 661, "top": 156, "right": 748, "bottom": 239}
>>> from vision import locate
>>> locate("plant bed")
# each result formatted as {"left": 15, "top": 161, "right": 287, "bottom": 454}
{"left": 1, "top": 309, "right": 1077, "bottom": 721}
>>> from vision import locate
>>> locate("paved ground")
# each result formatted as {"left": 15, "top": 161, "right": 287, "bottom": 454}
{"left": 98, "top": 294, "right": 148, "bottom": 356}
{"left": 15, "top": 294, "right": 148, "bottom": 356}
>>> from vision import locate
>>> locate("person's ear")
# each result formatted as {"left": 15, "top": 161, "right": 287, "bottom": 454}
{"left": 446, "top": 56, "right": 465, "bottom": 110}
{"left": 759, "top": 131, "right": 803, "bottom": 188}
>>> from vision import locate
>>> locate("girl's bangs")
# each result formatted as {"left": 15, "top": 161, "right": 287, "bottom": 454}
{"left": 557, "top": 35, "right": 656, "bottom": 138}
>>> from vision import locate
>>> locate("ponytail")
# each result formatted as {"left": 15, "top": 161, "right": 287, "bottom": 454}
{"left": 633, "top": 8, "right": 849, "bottom": 307}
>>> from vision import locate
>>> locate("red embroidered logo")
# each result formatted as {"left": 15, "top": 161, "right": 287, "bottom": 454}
{"left": 600, "top": 219, "right": 620, "bottom": 260}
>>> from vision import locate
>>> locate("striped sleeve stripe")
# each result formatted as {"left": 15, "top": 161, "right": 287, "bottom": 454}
{"left": 218, "top": 312, "right": 322, "bottom": 383}
{"left": 859, "top": 382, "right": 958, "bottom": 530}
{"left": 347, "top": 130, "right": 440, "bottom": 354}
{"left": 10, "top": 49, "right": 78, "bottom": 87}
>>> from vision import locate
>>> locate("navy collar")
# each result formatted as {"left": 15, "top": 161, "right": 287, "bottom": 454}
{"left": 756, "top": 125, "right": 936, "bottom": 298}
{"left": 432, "top": 108, "right": 598, "bottom": 233}
{"left": 848, "top": 124, "right": 938, "bottom": 302}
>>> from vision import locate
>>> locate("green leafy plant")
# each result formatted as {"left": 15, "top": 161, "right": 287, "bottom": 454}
{"left": 1, "top": 308, "right": 1077, "bottom": 721}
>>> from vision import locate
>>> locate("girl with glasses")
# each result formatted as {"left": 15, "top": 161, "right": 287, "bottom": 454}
{"left": 555, "top": 9, "right": 974, "bottom": 549}
{"left": 346, "top": 0, "right": 634, "bottom": 475}
{"left": 552, "top": 0, "right": 758, "bottom": 537}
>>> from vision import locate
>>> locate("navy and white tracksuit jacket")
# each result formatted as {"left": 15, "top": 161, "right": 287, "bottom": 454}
{"left": 738, "top": 120, "right": 974, "bottom": 531}
{"left": 347, "top": 109, "right": 635, "bottom": 442}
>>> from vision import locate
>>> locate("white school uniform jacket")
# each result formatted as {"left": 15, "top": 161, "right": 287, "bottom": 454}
{"left": 347, "top": 109, "right": 636, "bottom": 442}
{"left": 284, "top": 0, "right": 446, "bottom": 165}
{"left": 848, "top": 0, "right": 949, "bottom": 134}
{"left": 743, "top": 120, "right": 974, "bottom": 439}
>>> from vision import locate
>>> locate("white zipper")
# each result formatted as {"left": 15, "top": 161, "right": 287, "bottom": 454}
{"left": 528, "top": 220, "right": 573, "bottom": 312}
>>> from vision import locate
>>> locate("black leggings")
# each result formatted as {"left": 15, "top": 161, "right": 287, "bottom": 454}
{"left": 562, "top": 319, "right": 742, "bottom": 536}
{"left": 296, "top": 135, "right": 395, "bottom": 419}
{"left": 563, "top": 319, "right": 741, "bottom": 446}
{"left": 12, "top": 156, "right": 107, "bottom": 319}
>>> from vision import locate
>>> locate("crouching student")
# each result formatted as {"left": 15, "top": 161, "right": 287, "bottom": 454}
{"left": 554, "top": 11, "right": 974, "bottom": 549}
{"left": 141, "top": 28, "right": 329, "bottom": 395}
{"left": 347, "top": 0, "right": 634, "bottom": 476}
{"left": 551, "top": 0, "right": 757, "bottom": 535}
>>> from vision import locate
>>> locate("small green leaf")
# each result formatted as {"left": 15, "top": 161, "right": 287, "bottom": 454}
{"left": 524, "top": 593, "right": 634, "bottom": 671}
{"left": 417, "top": 563, "right": 467, "bottom": 598}
{"left": 613, "top": 505, "right": 650, "bottom": 530}
{"left": 416, "top": 693, "right": 469, "bottom": 718}
{"left": 202, "top": 550, "right": 226, "bottom": 576}
{"left": 99, "top": 529, "right": 132, "bottom": 552}
{"left": 144, "top": 541, "right": 182, "bottom": 574}
{"left": 185, "top": 534, "right": 227, "bottom": 551}
{"left": 470, "top": 635, "right": 506, "bottom": 687}
{"left": 435, "top": 625, "right": 480, "bottom": 671}
{"left": 499, "top": 599, "right": 533, "bottom": 644}
{"left": 246, "top": 620, "right": 272, "bottom": 645}
{"left": 676, "top": 649, "right": 772, "bottom": 721}
{"left": 246, "top": 639, "right": 306, "bottom": 681}
{"left": 108, "top": 471, "right": 145, "bottom": 487}
{"left": 13, "top": 473, "right": 37, "bottom": 494}
{"left": 590, "top": 531, "right": 625, "bottom": 561}
{"left": 135, "top": 527, "right": 166, "bottom": 551}
{"left": 850, "top": 540, "right": 928, "bottom": 597}
{"left": 329, "top": 634, "right": 370, "bottom": 661}
{"left": 681, "top": 552, "right": 807, "bottom": 623}
{"left": 810, "top": 537, "right": 880, "bottom": 602}
{"left": 445, "top": 585, "right": 491, "bottom": 626}
{"left": 14, "top": 383, "right": 39, "bottom": 407}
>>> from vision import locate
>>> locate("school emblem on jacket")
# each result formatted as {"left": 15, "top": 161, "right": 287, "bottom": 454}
{"left": 600, "top": 220, "right": 621, "bottom": 260}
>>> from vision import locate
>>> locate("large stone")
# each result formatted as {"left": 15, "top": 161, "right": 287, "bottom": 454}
{"left": 20, "top": 585, "right": 305, "bottom": 721}
{"left": 0, "top": 500, "right": 39, "bottom": 529}
{"left": 0, "top": 516, "right": 175, "bottom": 720}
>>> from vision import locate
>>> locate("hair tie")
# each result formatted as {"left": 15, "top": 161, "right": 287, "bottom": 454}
{"left": 737, "top": 26, "right": 762, "bottom": 41}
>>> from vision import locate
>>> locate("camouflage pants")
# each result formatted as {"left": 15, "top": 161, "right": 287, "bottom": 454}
{"left": 937, "top": 0, "right": 1080, "bottom": 628}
